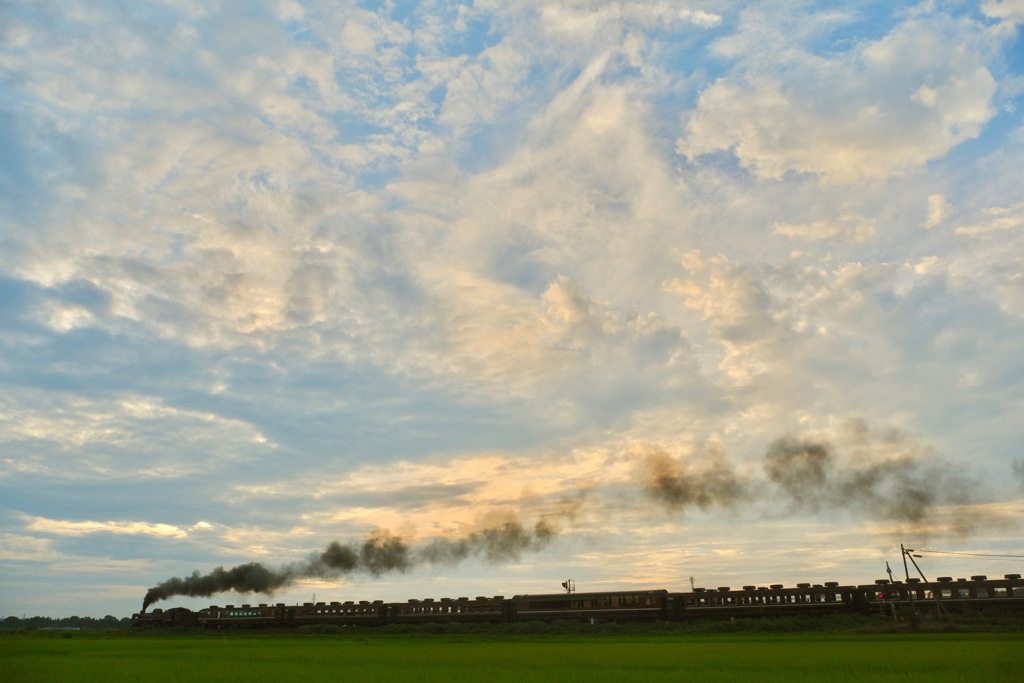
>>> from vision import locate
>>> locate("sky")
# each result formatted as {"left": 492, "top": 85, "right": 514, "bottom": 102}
{"left": 2, "top": 0, "right": 1024, "bottom": 619}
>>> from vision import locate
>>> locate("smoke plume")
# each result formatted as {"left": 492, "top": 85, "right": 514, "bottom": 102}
{"left": 763, "top": 436, "right": 831, "bottom": 508}
{"left": 144, "top": 420, "right": 994, "bottom": 610}
{"left": 1013, "top": 459, "right": 1024, "bottom": 492}
{"left": 635, "top": 421, "right": 985, "bottom": 536}
{"left": 637, "top": 446, "right": 747, "bottom": 512}
{"left": 761, "top": 424, "right": 978, "bottom": 530}
{"left": 142, "top": 520, "right": 554, "bottom": 610}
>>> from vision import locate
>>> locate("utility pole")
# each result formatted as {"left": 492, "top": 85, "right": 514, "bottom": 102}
{"left": 902, "top": 546, "right": 945, "bottom": 616}
{"left": 884, "top": 562, "right": 896, "bottom": 621}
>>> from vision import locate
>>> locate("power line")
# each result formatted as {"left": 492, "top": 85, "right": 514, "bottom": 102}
{"left": 914, "top": 549, "right": 1024, "bottom": 559}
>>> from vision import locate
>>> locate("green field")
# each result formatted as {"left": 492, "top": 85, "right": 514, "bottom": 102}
{"left": 4, "top": 632, "right": 1022, "bottom": 682}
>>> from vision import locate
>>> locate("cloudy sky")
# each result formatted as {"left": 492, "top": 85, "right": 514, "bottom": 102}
{"left": 3, "top": 0, "right": 1024, "bottom": 619}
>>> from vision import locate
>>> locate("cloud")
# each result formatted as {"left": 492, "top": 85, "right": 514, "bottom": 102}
{"left": 664, "top": 250, "right": 799, "bottom": 387}
{"left": 677, "top": 11, "right": 998, "bottom": 182}
{"left": 22, "top": 516, "right": 193, "bottom": 539}
{"left": 0, "top": 390, "right": 269, "bottom": 480}
{"left": 660, "top": 242, "right": 1024, "bottom": 441}
{"left": 0, "top": 533, "right": 57, "bottom": 562}
{"left": 926, "top": 193, "right": 951, "bottom": 228}
{"left": 439, "top": 40, "right": 532, "bottom": 128}
{"left": 983, "top": 0, "right": 1024, "bottom": 23}
{"left": 954, "top": 204, "right": 1024, "bottom": 236}
{"left": 536, "top": 1, "right": 722, "bottom": 37}
{"left": 772, "top": 213, "right": 877, "bottom": 243}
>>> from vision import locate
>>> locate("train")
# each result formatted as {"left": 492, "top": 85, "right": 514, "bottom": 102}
{"left": 131, "top": 572, "right": 1024, "bottom": 629}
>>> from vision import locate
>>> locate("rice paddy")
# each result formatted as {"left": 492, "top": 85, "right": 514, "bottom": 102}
{"left": 4, "top": 631, "right": 1022, "bottom": 682}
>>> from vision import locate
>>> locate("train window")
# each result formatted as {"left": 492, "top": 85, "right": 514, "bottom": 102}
{"left": 1012, "top": 587, "right": 1024, "bottom": 597}
{"left": 993, "top": 587, "right": 1007, "bottom": 598}
{"left": 958, "top": 589, "right": 970, "bottom": 598}
{"left": 975, "top": 588, "right": 989, "bottom": 598}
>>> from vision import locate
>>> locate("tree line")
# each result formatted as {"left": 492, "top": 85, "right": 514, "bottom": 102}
{"left": 2, "top": 615, "right": 131, "bottom": 630}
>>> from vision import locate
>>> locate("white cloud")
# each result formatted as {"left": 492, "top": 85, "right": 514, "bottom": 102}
{"left": 660, "top": 245, "right": 1024, "bottom": 443}
{"left": 439, "top": 40, "right": 532, "bottom": 128}
{"left": 1001, "top": 271, "right": 1024, "bottom": 317}
{"left": 275, "top": 0, "right": 305, "bottom": 22}
{"left": 954, "top": 204, "right": 1024, "bottom": 236}
{"left": 772, "top": 213, "right": 877, "bottom": 243}
{"left": 0, "top": 533, "right": 56, "bottom": 562}
{"left": 22, "top": 516, "right": 191, "bottom": 539}
{"left": 983, "top": 0, "right": 1024, "bottom": 23}
{"left": 536, "top": 0, "right": 722, "bottom": 37}
{"left": 678, "top": 12, "right": 998, "bottom": 182}
{"left": 0, "top": 391, "right": 270, "bottom": 480}
{"left": 926, "top": 193, "right": 951, "bottom": 228}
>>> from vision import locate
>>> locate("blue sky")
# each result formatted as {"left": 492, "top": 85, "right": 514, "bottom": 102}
{"left": 2, "top": 0, "right": 1024, "bottom": 618}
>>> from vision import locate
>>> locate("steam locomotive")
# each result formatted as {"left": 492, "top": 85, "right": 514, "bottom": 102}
{"left": 131, "top": 573, "right": 1023, "bottom": 628}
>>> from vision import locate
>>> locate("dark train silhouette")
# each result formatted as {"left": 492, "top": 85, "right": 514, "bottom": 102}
{"left": 132, "top": 573, "right": 1023, "bottom": 628}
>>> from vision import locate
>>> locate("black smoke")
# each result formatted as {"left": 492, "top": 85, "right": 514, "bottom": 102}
{"left": 638, "top": 447, "right": 746, "bottom": 512}
{"left": 142, "top": 520, "right": 555, "bottom": 611}
{"left": 762, "top": 431, "right": 972, "bottom": 525}
{"left": 418, "top": 519, "right": 554, "bottom": 564}
{"left": 142, "top": 562, "right": 295, "bottom": 610}
{"left": 636, "top": 421, "right": 985, "bottom": 535}
{"left": 763, "top": 436, "right": 831, "bottom": 509}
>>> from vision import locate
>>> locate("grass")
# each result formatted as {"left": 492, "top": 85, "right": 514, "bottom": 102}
{"left": 4, "top": 631, "right": 1023, "bottom": 682}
